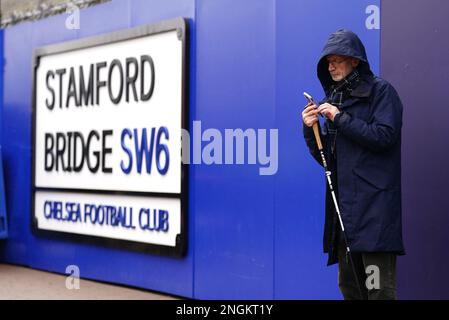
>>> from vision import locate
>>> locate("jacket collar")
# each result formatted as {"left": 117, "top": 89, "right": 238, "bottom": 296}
{"left": 350, "top": 75, "right": 374, "bottom": 98}
{"left": 318, "top": 75, "right": 375, "bottom": 106}
{"left": 339, "top": 75, "right": 374, "bottom": 109}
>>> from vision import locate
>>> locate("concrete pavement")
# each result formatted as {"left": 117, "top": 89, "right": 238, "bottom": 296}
{"left": 0, "top": 263, "right": 180, "bottom": 300}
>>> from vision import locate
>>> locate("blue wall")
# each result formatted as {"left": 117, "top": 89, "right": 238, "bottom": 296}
{"left": 0, "top": 29, "right": 3, "bottom": 141}
{"left": 0, "top": 29, "right": 7, "bottom": 239}
{"left": 0, "top": 0, "right": 380, "bottom": 299}
{"left": 0, "top": 0, "right": 196, "bottom": 298}
{"left": 194, "top": 0, "right": 276, "bottom": 299}
{"left": 275, "top": 0, "right": 380, "bottom": 299}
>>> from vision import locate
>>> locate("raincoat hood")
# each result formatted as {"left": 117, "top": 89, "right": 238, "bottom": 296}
{"left": 317, "top": 29, "right": 374, "bottom": 92}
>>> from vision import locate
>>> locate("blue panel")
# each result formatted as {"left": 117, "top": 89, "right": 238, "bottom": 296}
{"left": 0, "top": 147, "right": 7, "bottom": 239}
{"left": 194, "top": 0, "right": 276, "bottom": 299}
{"left": 0, "top": 22, "right": 34, "bottom": 265}
{"left": 275, "top": 0, "right": 380, "bottom": 299}
{"left": 0, "top": 30, "right": 7, "bottom": 239}
{"left": 0, "top": 30, "right": 3, "bottom": 143}
{"left": 0, "top": 0, "right": 195, "bottom": 298}
{"left": 131, "top": 0, "right": 195, "bottom": 26}
{"left": 0, "top": 0, "right": 381, "bottom": 299}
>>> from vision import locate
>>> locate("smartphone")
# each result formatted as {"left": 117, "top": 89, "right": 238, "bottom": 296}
{"left": 303, "top": 92, "right": 315, "bottom": 104}
{"left": 303, "top": 92, "right": 322, "bottom": 117}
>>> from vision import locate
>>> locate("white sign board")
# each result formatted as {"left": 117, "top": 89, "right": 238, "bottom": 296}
{"left": 32, "top": 18, "right": 187, "bottom": 256}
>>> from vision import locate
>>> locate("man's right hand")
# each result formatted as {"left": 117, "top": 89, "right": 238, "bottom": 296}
{"left": 302, "top": 102, "right": 320, "bottom": 127}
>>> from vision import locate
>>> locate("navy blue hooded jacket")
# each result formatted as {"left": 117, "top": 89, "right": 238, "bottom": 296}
{"left": 303, "top": 29, "right": 405, "bottom": 265}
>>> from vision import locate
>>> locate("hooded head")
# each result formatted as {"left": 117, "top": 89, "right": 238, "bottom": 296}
{"left": 317, "top": 29, "right": 374, "bottom": 93}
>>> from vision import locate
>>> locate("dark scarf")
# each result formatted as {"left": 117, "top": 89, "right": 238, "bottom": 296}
{"left": 324, "top": 69, "right": 360, "bottom": 159}
{"left": 327, "top": 69, "right": 361, "bottom": 107}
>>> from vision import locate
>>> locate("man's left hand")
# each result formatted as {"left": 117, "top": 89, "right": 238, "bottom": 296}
{"left": 318, "top": 103, "right": 340, "bottom": 122}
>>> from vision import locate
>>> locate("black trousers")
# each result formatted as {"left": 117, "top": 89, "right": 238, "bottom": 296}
{"left": 337, "top": 239, "right": 397, "bottom": 300}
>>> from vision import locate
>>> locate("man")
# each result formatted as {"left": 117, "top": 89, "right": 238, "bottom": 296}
{"left": 302, "top": 29, "right": 405, "bottom": 300}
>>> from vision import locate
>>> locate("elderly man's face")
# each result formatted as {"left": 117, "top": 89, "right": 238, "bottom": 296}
{"left": 326, "top": 55, "right": 360, "bottom": 82}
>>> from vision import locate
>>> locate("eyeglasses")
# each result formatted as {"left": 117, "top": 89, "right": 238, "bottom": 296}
{"left": 326, "top": 57, "right": 349, "bottom": 67}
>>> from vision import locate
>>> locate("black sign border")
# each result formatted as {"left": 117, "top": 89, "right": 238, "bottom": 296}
{"left": 30, "top": 17, "right": 189, "bottom": 258}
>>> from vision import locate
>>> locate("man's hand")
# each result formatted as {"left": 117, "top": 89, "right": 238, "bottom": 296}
{"left": 302, "top": 102, "right": 319, "bottom": 127}
{"left": 318, "top": 103, "right": 340, "bottom": 121}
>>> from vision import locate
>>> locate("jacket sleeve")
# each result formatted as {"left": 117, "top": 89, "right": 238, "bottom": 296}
{"left": 303, "top": 121, "right": 326, "bottom": 167}
{"left": 333, "top": 83, "right": 403, "bottom": 153}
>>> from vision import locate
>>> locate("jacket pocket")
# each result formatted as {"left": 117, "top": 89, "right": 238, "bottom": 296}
{"left": 351, "top": 168, "right": 387, "bottom": 237}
